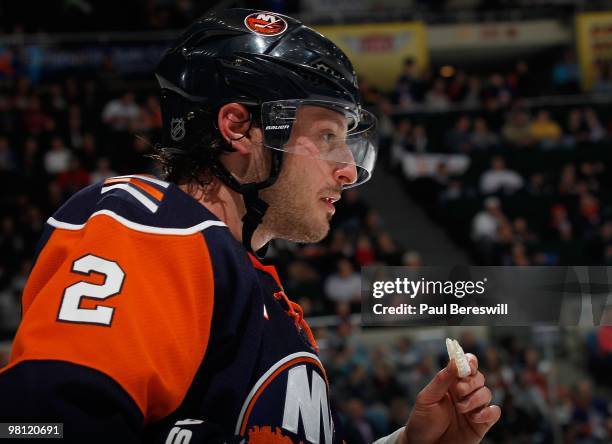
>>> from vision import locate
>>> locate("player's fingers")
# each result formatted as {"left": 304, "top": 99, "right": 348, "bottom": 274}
{"left": 455, "top": 386, "right": 492, "bottom": 414}
{"left": 470, "top": 405, "right": 502, "bottom": 438}
{"left": 467, "top": 404, "right": 501, "bottom": 424}
{"left": 465, "top": 353, "right": 478, "bottom": 375}
{"left": 453, "top": 371, "right": 485, "bottom": 398}
{"left": 416, "top": 360, "right": 457, "bottom": 404}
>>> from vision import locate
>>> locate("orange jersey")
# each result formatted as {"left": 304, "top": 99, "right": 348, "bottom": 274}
{"left": 0, "top": 175, "right": 335, "bottom": 444}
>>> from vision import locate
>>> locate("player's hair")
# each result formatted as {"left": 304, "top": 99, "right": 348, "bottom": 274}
{"left": 152, "top": 107, "right": 261, "bottom": 188}
{"left": 151, "top": 111, "right": 226, "bottom": 187}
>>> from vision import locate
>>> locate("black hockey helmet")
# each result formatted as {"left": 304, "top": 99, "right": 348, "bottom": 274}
{"left": 155, "top": 8, "right": 377, "bottom": 255}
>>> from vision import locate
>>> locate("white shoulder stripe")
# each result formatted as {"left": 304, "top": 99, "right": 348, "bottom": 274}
{"left": 111, "top": 174, "right": 170, "bottom": 188}
{"left": 47, "top": 210, "right": 227, "bottom": 235}
{"left": 101, "top": 183, "right": 159, "bottom": 213}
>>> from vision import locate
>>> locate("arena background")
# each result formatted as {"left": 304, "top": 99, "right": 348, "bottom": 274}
{"left": 1, "top": 1, "right": 612, "bottom": 443}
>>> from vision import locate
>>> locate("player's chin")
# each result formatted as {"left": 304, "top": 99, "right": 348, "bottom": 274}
{"left": 280, "top": 218, "right": 329, "bottom": 244}
{"left": 302, "top": 220, "right": 330, "bottom": 243}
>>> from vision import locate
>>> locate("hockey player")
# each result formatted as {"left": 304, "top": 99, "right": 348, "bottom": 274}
{"left": 0, "top": 9, "right": 500, "bottom": 443}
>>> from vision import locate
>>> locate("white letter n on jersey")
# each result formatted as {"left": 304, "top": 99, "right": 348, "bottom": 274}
{"left": 282, "top": 365, "right": 332, "bottom": 444}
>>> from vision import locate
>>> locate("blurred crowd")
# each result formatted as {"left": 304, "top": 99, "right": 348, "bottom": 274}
{"left": 0, "top": 27, "right": 611, "bottom": 444}
{"left": 318, "top": 327, "right": 612, "bottom": 444}
{"left": 369, "top": 53, "right": 612, "bottom": 266}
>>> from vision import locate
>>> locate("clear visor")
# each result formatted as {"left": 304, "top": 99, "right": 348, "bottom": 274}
{"left": 260, "top": 99, "right": 378, "bottom": 188}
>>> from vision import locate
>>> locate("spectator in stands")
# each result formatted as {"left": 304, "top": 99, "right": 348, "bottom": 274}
{"left": 0, "top": 216, "right": 25, "bottom": 272}
{"left": 445, "top": 115, "right": 472, "bottom": 152}
{"left": 594, "top": 222, "right": 612, "bottom": 265}
{"left": 371, "top": 362, "right": 407, "bottom": 405}
{"left": 0, "top": 136, "right": 16, "bottom": 172}
{"left": 447, "top": 69, "right": 468, "bottom": 103}
{"left": 424, "top": 78, "right": 450, "bottom": 111}
{"left": 563, "top": 108, "right": 589, "bottom": 148}
{"left": 89, "top": 157, "right": 116, "bottom": 184}
{"left": 57, "top": 157, "right": 90, "bottom": 195}
{"left": 136, "top": 95, "right": 163, "bottom": 132}
{"left": 407, "top": 355, "right": 437, "bottom": 403}
{"left": 550, "top": 204, "right": 573, "bottom": 241}
{"left": 526, "top": 172, "right": 552, "bottom": 197}
{"left": 342, "top": 398, "right": 378, "bottom": 444}
{"left": 101, "top": 91, "right": 140, "bottom": 131}
{"left": 479, "top": 156, "right": 524, "bottom": 195}
{"left": 22, "top": 96, "right": 50, "bottom": 135}
{"left": 507, "top": 242, "right": 530, "bottom": 265}
{"left": 401, "top": 250, "right": 422, "bottom": 267}
{"left": 0, "top": 95, "right": 16, "bottom": 135}
{"left": 394, "top": 57, "right": 420, "bottom": 109}
{"left": 529, "top": 109, "right": 562, "bottom": 148}
{"left": 432, "top": 162, "right": 450, "bottom": 187}
{"left": 375, "top": 232, "right": 402, "bottom": 265}
{"left": 592, "top": 63, "right": 612, "bottom": 95}
{"left": 571, "top": 379, "right": 611, "bottom": 442}
{"left": 512, "top": 217, "right": 538, "bottom": 244}
{"left": 439, "top": 179, "right": 464, "bottom": 203}
{"left": 390, "top": 118, "right": 412, "bottom": 165}
{"left": 284, "top": 260, "right": 325, "bottom": 315}
{"left": 66, "top": 104, "right": 84, "bottom": 149}
{"left": 43, "top": 136, "right": 71, "bottom": 175}
{"left": 502, "top": 109, "right": 534, "bottom": 148}
{"left": 78, "top": 132, "right": 99, "bottom": 171}
{"left": 391, "top": 337, "right": 421, "bottom": 384}
{"left": 19, "top": 138, "right": 44, "bottom": 182}
{"left": 462, "top": 75, "right": 482, "bottom": 107}
{"left": 558, "top": 163, "right": 578, "bottom": 195}
{"left": 481, "top": 347, "right": 512, "bottom": 405}
{"left": 483, "top": 73, "right": 512, "bottom": 107}
{"left": 577, "top": 193, "right": 601, "bottom": 237}
{"left": 552, "top": 49, "right": 580, "bottom": 94}
{"left": 410, "top": 124, "right": 428, "bottom": 152}
{"left": 355, "top": 234, "right": 376, "bottom": 266}
{"left": 47, "top": 83, "right": 67, "bottom": 115}
{"left": 324, "top": 258, "right": 362, "bottom": 309}
{"left": 584, "top": 108, "right": 605, "bottom": 142}
{"left": 509, "top": 60, "right": 537, "bottom": 98}
{"left": 359, "top": 77, "right": 383, "bottom": 108}
{"left": 473, "top": 199, "right": 511, "bottom": 264}
{"left": 470, "top": 117, "right": 499, "bottom": 151}
{"left": 332, "top": 188, "right": 369, "bottom": 232}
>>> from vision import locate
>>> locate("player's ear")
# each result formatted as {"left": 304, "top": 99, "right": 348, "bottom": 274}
{"left": 218, "top": 103, "right": 254, "bottom": 154}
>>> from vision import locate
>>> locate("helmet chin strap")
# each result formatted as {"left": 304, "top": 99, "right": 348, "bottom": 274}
{"left": 241, "top": 188, "right": 270, "bottom": 258}
{"left": 211, "top": 149, "right": 282, "bottom": 259}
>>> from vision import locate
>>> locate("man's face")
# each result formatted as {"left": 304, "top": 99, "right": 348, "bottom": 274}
{"left": 259, "top": 105, "right": 357, "bottom": 243}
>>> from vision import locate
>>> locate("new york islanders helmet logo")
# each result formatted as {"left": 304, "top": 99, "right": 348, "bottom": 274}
{"left": 244, "top": 12, "right": 288, "bottom": 36}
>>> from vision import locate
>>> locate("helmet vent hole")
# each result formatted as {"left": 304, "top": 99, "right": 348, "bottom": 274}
{"left": 311, "top": 61, "right": 343, "bottom": 80}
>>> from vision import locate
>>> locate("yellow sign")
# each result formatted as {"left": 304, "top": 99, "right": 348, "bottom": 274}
{"left": 314, "top": 22, "right": 428, "bottom": 91}
{"left": 576, "top": 12, "right": 612, "bottom": 90}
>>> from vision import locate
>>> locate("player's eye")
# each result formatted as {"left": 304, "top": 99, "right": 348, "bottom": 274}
{"left": 322, "top": 132, "right": 336, "bottom": 144}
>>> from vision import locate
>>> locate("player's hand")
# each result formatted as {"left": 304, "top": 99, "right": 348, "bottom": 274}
{"left": 398, "top": 354, "right": 501, "bottom": 444}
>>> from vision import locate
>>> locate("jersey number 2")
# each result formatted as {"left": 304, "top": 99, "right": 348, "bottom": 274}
{"left": 57, "top": 254, "right": 125, "bottom": 326}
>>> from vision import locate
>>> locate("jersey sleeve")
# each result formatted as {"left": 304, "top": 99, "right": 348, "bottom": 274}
{"left": 0, "top": 212, "right": 216, "bottom": 427}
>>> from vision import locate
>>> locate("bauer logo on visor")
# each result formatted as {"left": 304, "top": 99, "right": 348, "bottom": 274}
{"left": 244, "top": 12, "right": 288, "bottom": 36}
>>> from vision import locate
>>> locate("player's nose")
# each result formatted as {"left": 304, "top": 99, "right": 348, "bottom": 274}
{"left": 333, "top": 161, "right": 358, "bottom": 187}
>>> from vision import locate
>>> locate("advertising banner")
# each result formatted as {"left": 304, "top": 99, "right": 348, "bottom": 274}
{"left": 315, "top": 22, "right": 428, "bottom": 91}
{"left": 576, "top": 12, "right": 612, "bottom": 90}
